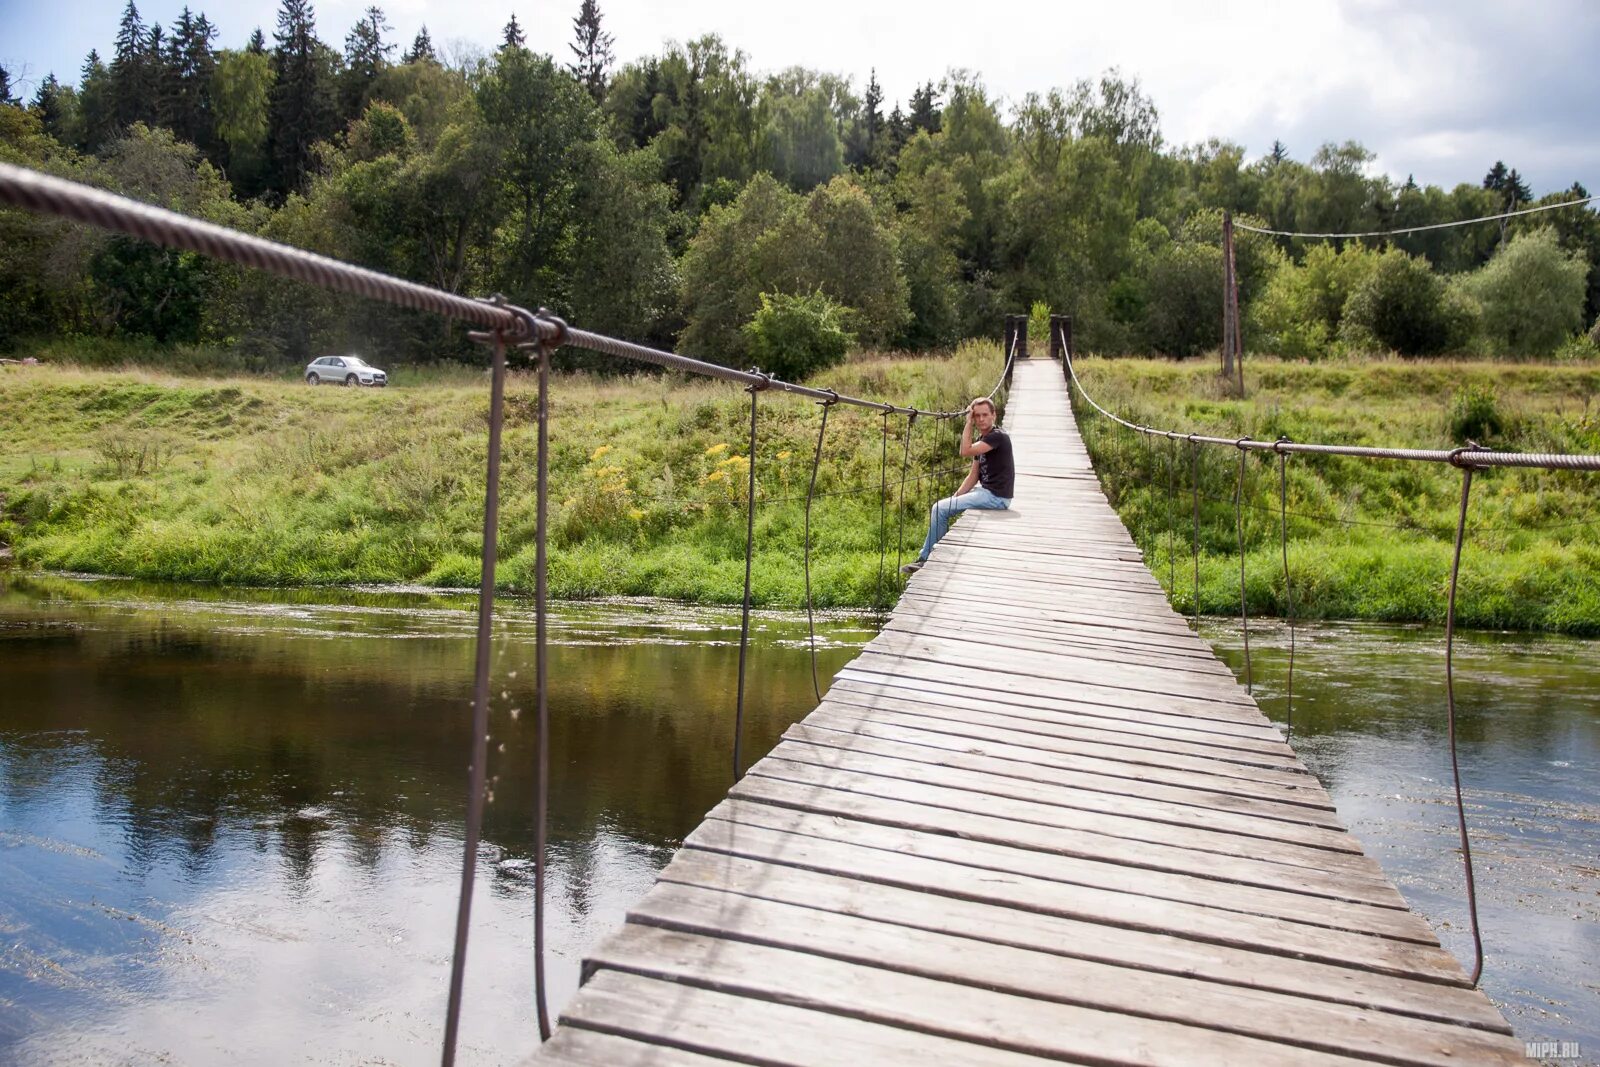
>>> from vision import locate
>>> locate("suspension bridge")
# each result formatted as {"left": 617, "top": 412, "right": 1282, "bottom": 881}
{"left": 2, "top": 161, "right": 1589, "bottom": 1065}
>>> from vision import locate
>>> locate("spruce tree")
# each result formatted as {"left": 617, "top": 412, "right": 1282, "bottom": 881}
{"left": 503, "top": 14, "right": 526, "bottom": 49}
{"left": 267, "top": 0, "right": 337, "bottom": 195}
{"left": 30, "top": 75, "right": 62, "bottom": 127}
{"left": 0, "top": 66, "right": 13, "bottom": 107}
{"left": 858, "top": 68, "right": 883, "bottom": 167}
{"left": 908, "top": 81, "right": 941, "bottom": 135}
{"left": 111, "top": 1, "right": 157, "bottom": 129}
{"left": 568, "top": 0, "right": 614, "bottom": 103}
{"left": 404, "top": 26, "right": 436, "bottom": 64}
{"left": 79, "top": 50, "right": 117, "bottom": 151}
{"left": 248, "top": 28, "right": 267, "bottom": 54}
{"left": 162, "top": 8, "right": 218, "bottom": 152}
{"left": 341, "top": 6, "right": 394, "bottom": 122}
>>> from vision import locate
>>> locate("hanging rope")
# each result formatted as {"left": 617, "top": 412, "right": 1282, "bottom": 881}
{"left": 1276, "top": 439, "right": 1296, "bottom": 741}
{"left": 441, "top": 326, "right": 509, "bottom": 1067}
{"left": 731, "top": 375, "right": 768, "bottom": 782}
{"left": 874, "top": 411, "right": 891, "bottom": 610}
{"left": 1234, "top": 193, "right": 1598, "bottom": 239}
{"left": 1235, "top": 438, "right": 1253, "bottom": 694}
{"left": 1190, "top": 438, "right": 1201, "bottom": 630}
{"left": 529, "top": 328, "right": 556, "bottom": 1043}
{"left": 894, "top": 412, "right": 918, "bottom": 572}
{"left": 1445, "top": 448, "right": 1486, "bottom": 986}
{"left": 803, "top": 394, "right": 837, "bottom": 702}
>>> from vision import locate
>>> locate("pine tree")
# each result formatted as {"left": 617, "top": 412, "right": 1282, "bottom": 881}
{"left": 267, "top": 0, "right": 337, "bottom": 195}
{"left": 161, "top": 8, "right": 217, "bottom": 152}
{"left": 341, "top": 6, "right": 394, "bottom": 122}
{"left": 908, "top": 81, "right": 940, "bottom": 135}
{"left": 568, "top": 0, "right": 614, "bottom": 103}
{"left": 30, "top": 75, "right": 62, "bottom": 127}
{"left": 110, "top": 1, "right": 157, "bottom": 129}
{"left": 403, "top": 26, "right": 436, "bottom": 64}
{"left": 503, "top": 14, "right": 526, "bottom": 50}
{"left": 248, "top": 27, "right": 267, "bottom": 54}
{"left": 78, "top": 49, "right": 117, "bottom": 151}
{"left": 0, "top": 66, "right": 14, "bottom": 106}
{"left": 1269, "top": 140, "right": 1289, "bottom": 165}
{"left": 857, "top": 68, "right": 883, "bottom": 167}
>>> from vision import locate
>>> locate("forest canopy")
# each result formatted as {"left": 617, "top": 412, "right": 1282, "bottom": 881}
{"left": 2, "top": 2, "right": 1597, "bottom": 369}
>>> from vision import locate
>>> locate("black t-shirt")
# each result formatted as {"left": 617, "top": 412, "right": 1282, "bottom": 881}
{"left": 977, "top": 428, "right": 1014, "bottom": 499}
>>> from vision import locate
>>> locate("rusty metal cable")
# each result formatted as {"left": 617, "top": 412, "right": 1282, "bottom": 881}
{"left": 895, "top": 412, "right": 918, "bottom": 572}
{"left": 530, "top": 337, "right": 553, "bottom": 1042}
{"left": 804, "top": 395, "right": 836, "bottom": 702}
{"left": 1277, "top": 442, "right": 1296, "bottom": 741}
{"left": 1445, "top": 455, "right": 1486, "bottom": 986}
{"left": 1062, "top": 344, "right": 1600, "bottom": 473}
{"left": 731, "top": 378, "right": 767, "bottom": 781}
{"left": 440, "top": 328, "right": 509, "bottom": 1067}
{"left": 1234, "top": 440, "right": 1253, "bottom": 694}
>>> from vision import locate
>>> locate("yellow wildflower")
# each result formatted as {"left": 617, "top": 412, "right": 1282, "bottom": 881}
{"left": 704, "top": 470, "right": 726, "bottom": 483}
{"left": 776, "top": 450, "right": 792, "bottom": 460}
{"left": 704, "top": 442, "right": 728, "bottom": 456}
{"left": 590, "top": 445, "right": 612, "bottom": 462}
{"left": 628, "top": 508, "right": 647, "bottom": 521}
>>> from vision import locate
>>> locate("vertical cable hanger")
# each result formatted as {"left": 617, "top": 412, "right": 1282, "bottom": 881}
{"left": 804, "top": 393, "right": 838, "bottom": 702}
{"left": 1234, "top": 438, "right": 1253, "bottom": 694}
{"left": 441, "top": 317, "right": 511, "bottom": 1067}
{"left": 1190, "top": 437, "right": 1201, "bottom": 631}
{"left": 1275, "top": 438, "right": 1295, "bottom": 740}
{"left": 874, "top": 410, "right": 891, "bottom": 610}
{"left": 894, "top": 411, "right": 919, "bottom": 572}
{"left": 1167, "top": 436, "right": 1177, "bottom": 600}
{"left": 731, "top": 373, "right": 770, "bottom": 782}
{"left": 1445, "top": 447, "right": 1486, "bottom": 986}
{"left": 526, "top": 313, "right": 563, "bottom": 1043}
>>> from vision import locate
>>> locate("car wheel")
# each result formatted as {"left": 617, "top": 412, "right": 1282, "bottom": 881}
{"left": 345, "top": 374, "right": 357, "bottom": 387}
{"left": 306, "top": 373, "right": 319, "bottom": 385}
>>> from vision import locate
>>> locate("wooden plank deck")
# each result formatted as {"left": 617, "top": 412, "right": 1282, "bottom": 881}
{"left": 528, "top": 358, "right": 1521, "bottom": 1066}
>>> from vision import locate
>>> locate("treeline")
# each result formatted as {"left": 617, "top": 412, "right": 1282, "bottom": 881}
{"left": 2, "top": 1, "right": 1598, "bottom": 370}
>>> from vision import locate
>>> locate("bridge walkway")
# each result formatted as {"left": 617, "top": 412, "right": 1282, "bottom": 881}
{"left": 530, "top": 357, "right": 1522, "bottom": 1066}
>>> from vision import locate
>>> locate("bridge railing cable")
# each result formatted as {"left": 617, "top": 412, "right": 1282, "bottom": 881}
{"left": 0, "top": 160, "right": 1023, "bottom": 1061}
{"left": 1234, "top": 193, "right": 1598, "bottom": 239}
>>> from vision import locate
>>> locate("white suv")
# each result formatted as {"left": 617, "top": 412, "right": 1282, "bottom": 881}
{"left": 305, "top": 356, "right": 387, "bottom": 387}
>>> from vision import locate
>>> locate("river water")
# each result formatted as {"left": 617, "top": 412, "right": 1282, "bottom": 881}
{"left": 1, "top": 576, "right": 1595, "bottom": 1064}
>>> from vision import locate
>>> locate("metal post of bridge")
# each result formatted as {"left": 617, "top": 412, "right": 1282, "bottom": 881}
{"left": 1017, "top": 313, "right": 1029, "bottom": 359}
{"left": 1048, "top": 314, "right": 1062, "bottom": 361}
{"left": 1002, "top": 314, "right": 1016, "bottom": 365}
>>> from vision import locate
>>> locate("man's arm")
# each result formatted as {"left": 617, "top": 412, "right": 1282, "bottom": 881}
{"left": 957, "top": 411, "right": 994, "bottom": 457}
{"left": 956, "top": 460, "right": 979, "bottom": 495}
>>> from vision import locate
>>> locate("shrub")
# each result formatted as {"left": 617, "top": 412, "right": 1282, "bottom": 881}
{"left": 741, "top": 290, "right": 855, "bottom": 381}
{"left": 1448, "top": 383, "right": 1503, "bottom": 443}
{"left": 1028, "top": 300, "right": 1052, "bottom": 350}
{"left": 1461, "top": 228, "right": 1588, "bottom": 357}
{"left": 1340, "top": 249, "right": 1476, "bottom": 356}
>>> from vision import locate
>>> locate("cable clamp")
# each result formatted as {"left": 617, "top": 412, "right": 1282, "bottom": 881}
{"left": 744, "top": 368, "right": 772, "bottom": 393}
{"left": 1448, "top": 442, "right": 1489, "bottom": 469}
{"left": 527, "top": 306, "right": 568, "bottom": 351}
{"left": 816, "top": 389, "right": 839, "bottom": 407}
{"left": 1235, "top": 436, "right": 1253, "bottom": 451}
{"left": 1273, "top": 435, "right": 1292, "bottom": 453}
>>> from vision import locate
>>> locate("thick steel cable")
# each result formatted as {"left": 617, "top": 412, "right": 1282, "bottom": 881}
{"left": 1445, "top": 457, "right": 1485, "bottom": 986}
{"left": 731, "top": 380, "right": 766, "bottom": 782}
{"left": 1234, "top": 441, "right": 1253, "bottom": 694}
{"left": 874, "top": 412, "right": 891, "bottom": 609}
{"left": 804, "top": 396, "right": 836, "bottom": 702}
{"left": 1235, "top": 194, "right": 1598, "bottom": 239}
{"left": 1190, "top": 439, "right": 1202, "bottom": 630}
{"left": 1277, "top": 442, "right": 1296, "bottom": 741}
{"left": 0, "top": 162, "right": 1017, "bottom": 421}
{"left": 441, "top": 330, "right": 508, "bottom": 1067}
{"left": 1062, "top": 345, "right": 1600, "bottom": 473}
{"left": 894, "top": 412, "right": 918, "bottom": 571}
{"left": 531, "top": 340, "right": 552, "bottom": 1042}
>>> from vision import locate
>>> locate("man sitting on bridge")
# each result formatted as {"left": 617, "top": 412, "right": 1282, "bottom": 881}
{"left": 901, "top": 397, "right": 1014, "bottom": 574}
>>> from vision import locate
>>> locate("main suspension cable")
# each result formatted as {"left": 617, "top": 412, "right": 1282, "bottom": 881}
{"left": 1234, "top": 194, "right": 1597, "bottom": 239}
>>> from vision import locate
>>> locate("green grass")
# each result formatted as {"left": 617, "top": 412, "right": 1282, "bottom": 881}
{"left": 1071, "top": 356, "right": 1600, "bottom": 634}
{"left": 0, "top": 344, "right": 1003, "bottom": 609}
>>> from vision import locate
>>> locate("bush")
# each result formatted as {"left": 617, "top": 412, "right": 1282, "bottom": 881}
{"left": 1142, "top": 241, "right": 1223, "bottom": 358}
{"left": 1340, "top": 249, "right": 1476, "bottom": 356}
{"left": 741, "top": 290, "right": 855, "bottom": 381}
{"left": 1448, "top": 383, "right": 1503, "bottom": 443}
{"left": 1461, "top": 228, "right": 1589, "bottom": 357}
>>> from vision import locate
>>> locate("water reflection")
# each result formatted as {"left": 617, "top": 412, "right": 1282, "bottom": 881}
{"left": 1204, "top": 619, "right": 1600, "bottom": 1058}
{"left": 0, "top": 575, "right": 874, "bottom": 1065}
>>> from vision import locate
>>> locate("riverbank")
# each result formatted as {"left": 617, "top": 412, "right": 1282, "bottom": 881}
{"left": 0, "top": 344, "right": 998, "bottom": 609}
{"left": 1071, "top": 356, "right": 1600, "bottom": 634}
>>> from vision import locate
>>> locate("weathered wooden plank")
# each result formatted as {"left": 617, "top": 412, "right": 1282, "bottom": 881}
{"left": 588, "top": 925, "right": 1395, "bottom": 1067}
{"left": 626, "top": 883, "right": 1525, "bottom": 1065}
{"left": 655, "top": 849, "right": 1512, "bottom": 1033}
{"left": 527, "top": 1027, "right": 741, "bottom": 1066}
{"left": 690, "top": 806, "right": 1457, "bottom": 965}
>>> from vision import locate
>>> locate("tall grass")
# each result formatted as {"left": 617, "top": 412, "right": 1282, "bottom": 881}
{"left": 0, "top": 344, "right": 1004, "bottom": 608}
{"left": 1071, "top": 357, "right": 1600, "bottom": 634}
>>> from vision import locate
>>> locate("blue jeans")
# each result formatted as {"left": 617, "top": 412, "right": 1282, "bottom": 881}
{"left": 917, "top": 486, "right": 1010, "bottom": 561}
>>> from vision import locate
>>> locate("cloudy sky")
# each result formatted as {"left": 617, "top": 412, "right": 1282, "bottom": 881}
{"left": 4, "top": 0, "right": 1597, "bottom": 194}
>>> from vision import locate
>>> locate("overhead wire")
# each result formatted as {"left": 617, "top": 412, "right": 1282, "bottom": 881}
{"left": 1233, "top": 193, "right": 1598, "bottom": 239}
